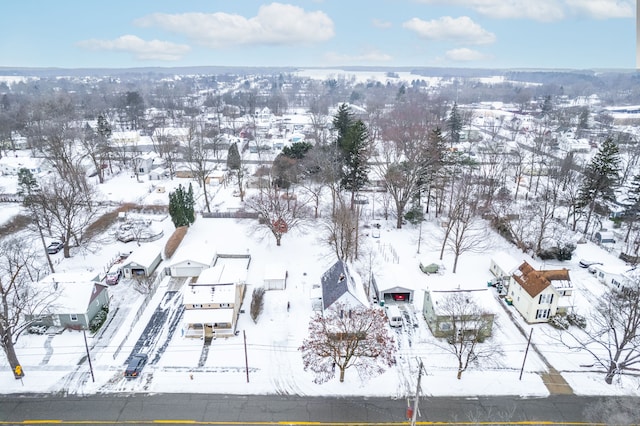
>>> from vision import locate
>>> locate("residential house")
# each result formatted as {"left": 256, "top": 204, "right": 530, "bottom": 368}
{"left": 133, "top": 152, "right": 158, "bottom": 175}
{"left": 422, "top": 288, "right": 496, "bottom": 338}
{"left": 320, "top": 260, "right": 368, "bottom": 312}
{"left": 489, "top": 252, "right": 520, "bottom": 283}
{"left": 182, "top": 254, "right": 249, "bottom": 338}
{"left": 26, "top": 272, "right": 108, "bottom": 330}
{"left": 121, "top": 243, "right": 163, "bottom": 278}
{"left": 0, "top": 156, "right": 42, "bottom": 176}
{"left": 591, "top": 264, "right": 635, "bottom": 292}
{"left": 508, "top": 261, "right": 569, "bottom": 323}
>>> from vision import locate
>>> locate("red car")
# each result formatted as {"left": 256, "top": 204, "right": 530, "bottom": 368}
{"left": 393, "top": 294, "right": 406, "bottom": 301}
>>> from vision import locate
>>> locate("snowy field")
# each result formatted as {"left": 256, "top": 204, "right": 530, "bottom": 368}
{"left": 1, "top": 170, "right": 640, "bottom": 398}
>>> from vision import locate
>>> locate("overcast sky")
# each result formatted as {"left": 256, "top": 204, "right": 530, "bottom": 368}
{"left": 0, "top": 0, "right": 635, "bottom": 70}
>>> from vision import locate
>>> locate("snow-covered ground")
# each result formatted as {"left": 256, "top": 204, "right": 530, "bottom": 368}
{"left": 1, "top": 170, "right": 640, "bottom": 398}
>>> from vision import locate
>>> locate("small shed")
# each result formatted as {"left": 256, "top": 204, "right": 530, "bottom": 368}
{"left": 122, "top": 244, "right": 163, "bottom": 278}
{"left": 263, "top": 264, "right": 288, "bottom": 290}
{"left": 148, "top": 167, "right": 167, "bottom": 181}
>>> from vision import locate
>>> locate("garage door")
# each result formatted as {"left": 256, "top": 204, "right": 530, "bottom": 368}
{"left": 386, "top": 292, "right": 410, "bottom": 302}
{"left": 173, "top": 266, "right": 203, "bottom": 277}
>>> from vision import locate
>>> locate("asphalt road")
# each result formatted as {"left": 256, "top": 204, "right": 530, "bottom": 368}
{"left": 1, "top": 393, "right": 637, "bottom": 425}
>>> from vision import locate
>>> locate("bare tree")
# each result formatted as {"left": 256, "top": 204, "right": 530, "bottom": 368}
{"left": 0, "top": 238, "right": 50, "bottom": 378}
{"left": 433, "top": 291, "right": 502, "bottom": 379}
{"left": 184, "top": 120, "right": 217, "bottom": 213}
{"left": 322, "top": 195, "right": 360, "bottom": 262}
{"left": 299, "top": 302, "right": 396, "bottom": 383}
{"left": 132, "top": 273, "right": 156, "bottom": 295}
{"left": 150, "top": 126, "right": 179, "bottom": 179}
{"left": 554, "top": 280, "right": 640, "bottom": 384}
{"left": 31, "top": 169, "right": 98, "bottom": 258}
{"left": 244, "top": 183, "right": 309, "bottom": 246}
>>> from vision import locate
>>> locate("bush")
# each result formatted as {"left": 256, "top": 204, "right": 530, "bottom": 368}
{"left": 164, "top": 226, "right": 188, "bottom": 259}
{"left": 250, "top": 287, "right": 265, "bottom": 323}
{"left": 549, "top": 315, "right": 569, "bottom": 330}
{"left": 537, "top": 243, "right": 576, "bottom": 261}
{"left": 89, "top": 305, "right": 109, "bottom": 334}
{"left": 567, "top": 312, "right": 587, "bottom": 328}
{"left": 404, "top": 205, "right": 424, "bottom": 225}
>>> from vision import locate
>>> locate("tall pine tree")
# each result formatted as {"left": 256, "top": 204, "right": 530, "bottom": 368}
{"left": 447, "top": 102, "right": 462, "bottom": 146}
{"left": 577, "top": 137, "right": 621, "bottom": 235}
{"left": 169, "top": 184, "right": 196, "bottom": 228}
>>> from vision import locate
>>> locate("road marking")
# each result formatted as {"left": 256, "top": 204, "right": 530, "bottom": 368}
{"left": 4, "top": 422, "right": 607, "bottom": 425}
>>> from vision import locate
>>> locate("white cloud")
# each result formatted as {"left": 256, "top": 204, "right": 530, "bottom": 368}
{"left": 402, "top": 16, "right": 496, "bottom": 45}
{"left": 415, "top": 0, "right": 565, "bottom": 22}
{"left": 372, "top": 18, "right": 392, "bottom": 29}
{"left": 76, "top": 35, "right": 190, "bottom": 61}
{"left": 134, "top": 3, "right": 334, "bottom": 48}
{"left": 324, "top": 50, "right": 393, "bottom": 64}
{"left": 565, "top": 0, "right": 634, "bottom": 18}
{"left": 445, "top": 47, "right": 490, "bottom": 61}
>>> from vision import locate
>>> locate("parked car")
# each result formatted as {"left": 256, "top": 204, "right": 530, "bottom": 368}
{"left": 579, "top": 259, "right": 602, "bottom": 268}
{"left": 46, "top": 241, "right": 64, "bottom": 254}
{"left": 105, "top": 269, "right": 122, "bottom": 285}
{"left": 124, "top": 353, "right": 148, "bottom": 379}
{"left": 392, "top": 294, "right": 406, "bottom": 301}
{"left": 28, "top": 325, "right": 48, "bottom": 335}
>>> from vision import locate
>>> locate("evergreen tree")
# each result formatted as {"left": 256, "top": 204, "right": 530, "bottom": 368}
{"left": 577, "top": 137, "right": 621, "bottom": 235}
{"left": 227, "top": 142, "right": 241, "bottom": 170}
{"left": 332, "top": 103, "right": 354, "bottom": 150}
{"left": 447, "top": 102, "right": 462, "bottom": 145}
{"left": 541, "top": 95, "right": 553, "bottom": 116}
{"left": 340, "top": 119, "right": 370, "bottom": 207}
{"left": 168, "top": 184, "right": 196, "bottom": 228}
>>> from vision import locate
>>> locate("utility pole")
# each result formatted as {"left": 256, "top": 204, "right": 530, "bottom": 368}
{"left": 410, "top": 359, "right": 424, "bottom": 426}
{"left": 82, "top": 329, "right": 95, "bottom": 383}
{"left": 243, "top": 330, "right": 249, "bottom": 383}
{"left": 519, "top": 328, "right": 533, "bottom": 380}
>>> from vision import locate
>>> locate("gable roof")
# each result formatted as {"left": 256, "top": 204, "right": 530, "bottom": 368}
{"left": 320, "top": 260, "right": 366, "bottom": 310}
{"left": 512, "top": 261, "right": 568, "bottom": 297}
{"left": 37, "top": 277, "right": 107, "bottom": 313}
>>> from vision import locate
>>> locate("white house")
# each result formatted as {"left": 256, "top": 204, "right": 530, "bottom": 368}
{"left": 591, "top": 264, "right": 634, "bottom": 291}
{"left": 181, "top": 254, "right": 250, "bottom": 338}
{"left": 489, "top": 252, "right": 520, "bottom": 282}
{"left": 423, "top": 288, "right": 497, "bottom": 338}
{"left": 121, "top": 244, "right": 163, "bottom": 278}
{"left": 0, "top": 156, "right": 42, "bottom": 176}
{"left": 508, "top": 261, "right": 566, "bottom": 323}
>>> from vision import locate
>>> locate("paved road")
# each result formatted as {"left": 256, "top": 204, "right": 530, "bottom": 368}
{"left": 1, "top": 393, "right": 637, "bottom": 425}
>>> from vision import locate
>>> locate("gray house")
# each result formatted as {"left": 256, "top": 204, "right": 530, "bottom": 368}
{"left": 320, "top": 260, "right": 368, "bottom": 312}
{"left": 27, "top": 273, "right": 109, "bottom": 330}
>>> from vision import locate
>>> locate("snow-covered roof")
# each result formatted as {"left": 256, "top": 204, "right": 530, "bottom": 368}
{"left": 36, "top": 277, "right": 106, "bottom": 313}
{"left": 169, "top": 242, "right": 216, "bottom": 267}
{"left": 196, "top": 258, "right": 248, "bottom": 285}
{"left": 373, "top": 263, "right": 420, "bottom": 292}
{"left": 124, "top": 243, "right": 162, "bottom": 268}
{"left": 264, "top": 264, "right": 287, "bottom": 281}
{"left": 429, "top": 288, "right": 497, "bottom": 315}
{"left": 183, "top": 283, "right": 236, "bottom": 305}
{"left": 491, "top": 252, "right": 521, "bottom": 275}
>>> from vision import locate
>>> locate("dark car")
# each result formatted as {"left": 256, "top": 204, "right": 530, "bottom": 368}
{"left": 46, "top": 241, "right": 64, "bottom": 254}
{"left": 579, "top": 259, "right": 602, "bottom": 268}
{"left": 124, "top": 353, "right": 148, "bottom": 379}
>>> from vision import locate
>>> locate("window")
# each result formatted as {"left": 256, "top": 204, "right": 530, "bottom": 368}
{"left": 539, "top": 293, "right": 554, "bottom": 304}
{"left": 220, "top": 303, "right": 230, "bottom": 308}
{"left": 192, "top": 304, "right": 203, "bottom": 309}
{"left": 70, "top": 314, "right": 78, "bottom": 321}
{"left": 535, "top": 309, "right": 550, "bottom": 319}
{"left": 439, "top": 322, "right": 452, "bottom": 331}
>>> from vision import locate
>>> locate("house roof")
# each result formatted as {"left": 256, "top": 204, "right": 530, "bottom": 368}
{"left": 512, "top": 261, "right": 568, "bottom": 297}
{"left": 183, "top": 283, "right": 236, "bottom": 305}
{"left": 168, "top": 242, "right": 216, "bottom": 267}
{"left": 373, "top": 263, "right": 418, "bottom": 293}
{"left": 321, "top": 260, "right": 367, "bottom": 310}
{"left": 36, "top": 278, "right": 107, "bottom": 314}
{"left": 196, "top": 257, "right": 248, "bottom": 285}
{"left": 124, "top": 243, "right": 162, "bottom": 269}
{"left": 429, "top": 288, "right": 497, "bottom": 315}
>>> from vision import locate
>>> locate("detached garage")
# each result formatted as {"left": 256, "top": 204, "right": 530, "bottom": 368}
{"left": 372, "top": 264, "right": 416, "bottom": 304}
{"left": 122, "top": 244, "right": 162, "bottom": 278}
{"left": 168, "top": 243, "right": 216, "bottom": 278}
